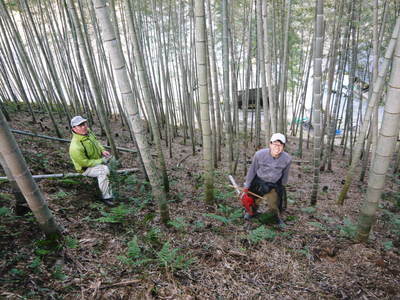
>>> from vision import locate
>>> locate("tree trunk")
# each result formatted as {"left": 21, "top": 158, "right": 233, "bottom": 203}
{"left": 337, "top": 16, "right": 400, "bottom": 204}
{"left": 0, "top": 110, "right": 62, "bottom": 236}
{"left": 92, "top": 0, "right": 169, "bottom": 224}
{"left": 194, "top": 0, "right": 214, "bottom": 205}
{"left": 65, "top": 0, "right": 118, "bottom": 158}
{"left": 0, "top": 0, "right": 62, "bottom": 138}
{"left": 356, "top": 33, "right": 400, "bottom": 242}
{"left": 222, "top": 0, "right": 233, "bottom": 169}
{"left": 124, "top": 0, "right": 169, "bottom": 193}
{"left": 206, "top": 0, "right": 222, "bottom": 163}
{"left": 257, "top": 0, "right": 270, "bottom": 145}
{"left": 310, "top": 0, "right": 324, "bottom": 206}
{"left": 262, "top": 1, "right": 276, "bottom": 134}
{"left": 320, "top": 1, "right": 343, "bottom": 170}
{"left": 277, "top": 0, "right": 291, "bottom": 134}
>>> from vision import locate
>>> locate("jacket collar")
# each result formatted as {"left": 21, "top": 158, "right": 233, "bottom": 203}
{"left": 72, "top": 129, "right": 92, "bottom": 141}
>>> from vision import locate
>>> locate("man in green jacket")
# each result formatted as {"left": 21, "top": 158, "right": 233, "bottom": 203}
{"left": 69, "top": 116, "right": 114, "bottom": 206}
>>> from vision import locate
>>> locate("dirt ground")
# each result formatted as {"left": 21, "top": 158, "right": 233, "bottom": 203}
{"left": 0, "top": 107, "right": 399, "bottom": 299}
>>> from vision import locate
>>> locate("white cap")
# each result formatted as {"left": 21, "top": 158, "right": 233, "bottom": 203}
{"left": 270, "top": 133, "right": 286, "bottom": 144}
{"left": 70, "top": 116, "right": 87, "bottom": 127}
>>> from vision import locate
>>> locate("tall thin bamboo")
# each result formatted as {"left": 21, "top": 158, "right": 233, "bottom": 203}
{"left": 92, "top": 0, "right": 170, "bottom": 224}
{"left": 310, "top": 0, "right": 324, "bottom": 206}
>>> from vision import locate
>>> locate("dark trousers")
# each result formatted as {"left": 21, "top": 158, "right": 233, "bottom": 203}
{"left": 249, "top": 175, "right": 284, "bottom": 213}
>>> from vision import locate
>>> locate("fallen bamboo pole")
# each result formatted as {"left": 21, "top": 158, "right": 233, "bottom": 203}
{"left": 10, "top": 129, "right": 137, "bottom": 153}
{"left": 0, "top": 168, "right": 139, "bottom": 182}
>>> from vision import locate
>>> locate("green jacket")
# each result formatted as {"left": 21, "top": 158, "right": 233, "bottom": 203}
{"left": 69, "top": 130, "right": 105, "bottom": 172}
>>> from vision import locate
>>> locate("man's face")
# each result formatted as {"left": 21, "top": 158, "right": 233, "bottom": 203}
{"left": 270, "top": 141, "right": 284, "bottom": 158}
{"left": 72, "top": 122, "right": 88, "bottom": 135}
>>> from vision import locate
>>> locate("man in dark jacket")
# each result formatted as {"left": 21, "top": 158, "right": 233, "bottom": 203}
{"left": 241, "top": 133, "right": 292, "bottom": 224}
{"left": 69, "top": 116, "right": 114, "bottom": 206}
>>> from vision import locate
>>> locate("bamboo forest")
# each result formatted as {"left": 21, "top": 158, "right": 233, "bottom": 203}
{"left": 1, "top": 0, "right": 400, "bottom": 298}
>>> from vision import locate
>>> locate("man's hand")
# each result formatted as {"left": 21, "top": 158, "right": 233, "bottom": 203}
{"left": 102, "top": 150, "right": 111, "bottom": 158}
{"left": 240, "top": 188, "right": 249, "bottom": 199}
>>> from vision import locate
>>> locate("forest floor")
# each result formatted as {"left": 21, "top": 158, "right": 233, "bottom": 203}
{"left": 0, "top": 104, "right": 400, "bottom": 300}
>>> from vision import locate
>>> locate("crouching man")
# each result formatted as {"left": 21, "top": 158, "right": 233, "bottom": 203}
{"left": 241, "top": 133, "right": 292, "bottom": 224}
{"left": 69, "top": 116, "right": 114, "bottom": 206}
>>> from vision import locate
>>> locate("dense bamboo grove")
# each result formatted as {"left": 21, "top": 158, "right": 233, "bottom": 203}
{"left": 0, "top": 0, "right": 399, "bottom": 242}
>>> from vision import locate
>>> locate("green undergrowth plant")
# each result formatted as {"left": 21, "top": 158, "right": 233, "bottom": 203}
{"left": 157, "top": 241, "right": 195, "bottom": 272}
{"left": 108, "top": 160, "right": 148, "bottom": 201}
{"left": 28, "top": 236, "right": 78, "bottom": 275}
{"left": 52, "top": 264, "right": 67, "bottom": 281}
{"left": 117, "top": 236, "right": 152, "bottom": 267}
{"left": 3, "top": 253, "right": 28, "bottom": 281}
{"left": 95, "top": 203, "right": 136, "bottom": 224}
{"left": 383, "top": 240, "right": 394, "bottom": 251}
{"left": 287, "top": 193, "right": 296, "bottom": 205}
{"left": 52, "top": 190, "right": 73, "bottom": 200}
{"left": 23, "top": 236, "right": 70, "bottom": 278}
{"left": 64, "top": 236, "right": 79, "bottom": 249}
{"left": 247, "top": 225, "right": 277, "bottom": 244}
{"left": 9, "top": 268, "right": 25, "bottom": 278}
{"left": 168, "top": 217, "right": 189, "bottom": 232}
{"left": 0, "top": 193, "right": 13, "bottom": 202}
{"left": 108, "top": 158, "right": 125, "bottom": 200}
{"left": 297, "top": 246, "right": 311, "bottom": 258}
{"left": 2, "top": 100, "right": 20, "bottom": 112}
{"left": 140, "top": 212, "right": 156, "bottom": 226}
{"left": 321, "top": 215, "right": 338, "bottom": 224}
{"left": 395, "top": 193, "right": 400, "bottom": 210}
{"left": 0, "top": 206, "right": 12, "bottom": 217}
{"left": 302, "top": 165, "right": 312, "bottom": 174}
{"left": 204, "top": 204, "right": 242, "bottom": 225}
{"left": 130, "top": 195, "right": 151, "bottom": 212}
{"left": 285, "top": 215, "right": 298, "bottom": 222}
{"left": 308, "top": 221, "right": 327, "bottom": 231}
{"left": 118, "top": 235, "right": 194, "bottom": 272}
{"left": 54, "top": 178, "right": 81, "bottom": 187}
{"left": 339, "top": 217, "right": 357, "bottom": 239}
{"left": 143, "top": 227, "right": 162, "bottom": 248}
{"left": 193, "top": 220, "right": 206, "bottom": 231}
{"left": 382, "top": 189, "right": 400, "bottom": 211}
{"left": 25, "top": 152, "right": 49, "bottom": 170}
{"left": 28, "top": 256, "right": 42, "bottom": 273}
{"left": 87, "top": 202, "right": 104, "bottom": 211}
{"left": 256, "top": 212, "right": 280, "bottom": 225}
{"left": 301, "top": 206, "right": 317, "bottom": 214}
{"left": 382, "top": 209, "right": 400, "bottom": 236}
{"left": 0, "top": 207, "right": 36, "bottom": 235}
{"left": 214, "top": 189, "right": 236, "bottom": 202}
{"left": 34, "top": 237, "right": 62, "bottom": 257}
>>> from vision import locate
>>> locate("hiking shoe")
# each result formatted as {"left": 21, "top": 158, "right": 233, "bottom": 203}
{"left": 101, "top": 198, "right": 114, "bottom": 206}
{"left": 277, "top": 218, "right": 286, "bottom": 227}
{"left": 244, "top": 213, "right": 253, "bottom": 220}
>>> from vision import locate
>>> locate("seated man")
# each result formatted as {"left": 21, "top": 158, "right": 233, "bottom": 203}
{"left": 69, "top": 116, "right": 114, "bottom": 206}
{"left": 241, "top": 133, "right": 292, "bottom": 224}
